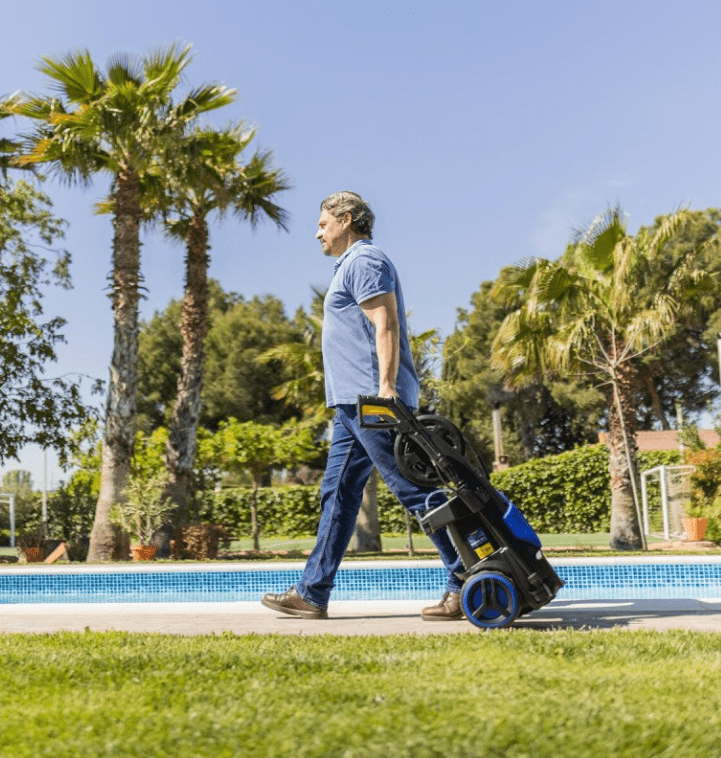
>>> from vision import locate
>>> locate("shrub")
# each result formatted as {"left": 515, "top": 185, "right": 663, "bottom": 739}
{"left": 196, "top": 445, "right": 684, "bottom": 540}
{"left": 491, "top": 445, "right": 682, "bottom": 533}
{"left": 198, "top": 483, "right": 421, "bottom": 540}
{"left": 171, "top": 524, "right": 228, "bottom": 560}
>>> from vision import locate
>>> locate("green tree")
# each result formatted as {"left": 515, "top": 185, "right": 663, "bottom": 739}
{"left": 138, "top": 287, "right": 303, "bottom": 430}
{"left": 201, "top": 294, "right": 303, "bottom": 426}
{"left": 410, "top": 326, "right": 442, "bottom": 414}
{"left": 158, "top": 126, "right": 289, "bottom": 527}
{"left": 442, "top": 281, "right": 604, "bottom": 466}
{"left": 212, "top": 418, "right": 316, "bottom": 550}
{"left": 14, "top": 45, "right": 235, "bottom": 561}
{"left": 635, "top": 208, "right": 721, "bottom": 427}
{"left": 0, "top": 178, "right": 93, "bottom": 464}
{"left": 257, "top": 288, "right": 329, "bottom": 429}
{"left": 491, "top": 207, "right": 717, "bottom": 550}
{"left": 45, "top": 422, "right": 102, "bottom": 545}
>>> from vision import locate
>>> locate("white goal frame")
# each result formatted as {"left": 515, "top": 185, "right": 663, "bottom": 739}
{"left": 640, "top": 465, "right": 694, "bottom": 541}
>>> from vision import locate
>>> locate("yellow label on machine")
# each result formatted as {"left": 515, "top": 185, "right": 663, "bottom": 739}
{"left": 361, "top": 405, "right": 398, "bottom": 419}
{"left": 474, "top": 542, "right": 494, "bottom": 559}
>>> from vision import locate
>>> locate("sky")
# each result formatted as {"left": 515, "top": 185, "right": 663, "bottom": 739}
{"left": 2, "top": 0, "right": 721, "bottom": 490}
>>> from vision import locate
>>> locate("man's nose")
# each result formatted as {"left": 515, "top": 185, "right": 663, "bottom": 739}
{"left": 315, "top": 229, "right": 323, "bottom": 239}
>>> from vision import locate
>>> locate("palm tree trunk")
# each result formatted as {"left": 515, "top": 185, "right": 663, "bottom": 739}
{"left": 607, "top": 362, "right": 644, "bottom": 550}
{"left": 164, "top": 214, "right": 209, "bottom": 517}
{"left": 87, "top": 170, "right": 142, "bottom": 562}
{"left": 644, "top": 372, "right": 671, "bottom": 430}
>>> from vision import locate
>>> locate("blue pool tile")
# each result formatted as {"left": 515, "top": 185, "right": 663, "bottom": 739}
{"left": 1, "top": 560, "right": 721, "bottom": 604}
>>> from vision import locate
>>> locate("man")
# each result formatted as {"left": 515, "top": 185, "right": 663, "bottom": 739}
{"left": 262, "top": 191, "right": 463, "bottom": 620}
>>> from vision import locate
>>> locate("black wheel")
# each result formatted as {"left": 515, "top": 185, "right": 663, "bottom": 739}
{"left": 394, "top": 415, "right": 466, "bottom": 487}
{"left": 460, "top": 571, "right": 520, "bottom": 629}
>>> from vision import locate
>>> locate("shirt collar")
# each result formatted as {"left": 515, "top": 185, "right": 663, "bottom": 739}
{"left": 333, "top": 239, "right": 372, "bottom": 272}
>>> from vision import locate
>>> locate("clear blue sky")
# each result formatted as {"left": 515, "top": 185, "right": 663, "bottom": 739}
{"left": 2, "top": 0, "right": 721, "bottom": 488}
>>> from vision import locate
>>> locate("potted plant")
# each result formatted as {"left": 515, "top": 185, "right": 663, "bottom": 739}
{"left": 110, "top": 472, "right": 174, "bottom": 560}
{"left": 682, "top": 502, "right": 709, "bottom": 542}
{"left": 684, "top": 446, "right": 721, "bottom": 542}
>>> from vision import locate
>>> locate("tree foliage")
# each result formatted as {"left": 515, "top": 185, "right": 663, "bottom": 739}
{"left": 441, "top": 281, "right": 604, "bottom": 465}
{"left": 138, "top": 284, "right": 304, "bottom": 430}
{"left": 490, "top": 206, "right": 717, "bottom": 549}
{"left": 11, "top": 44, "right": 237, "bottom": 561}
{"left": 0, "top": 178, "right": 94, "bottom": 463}
{"left": 256, "top": 287, "right": 329, "bottom": 429}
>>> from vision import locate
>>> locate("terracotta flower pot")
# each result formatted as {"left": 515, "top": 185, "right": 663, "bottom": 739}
{"left": 131, "top": 545, "right": 158, "bottom": 561}
{"left": 683, "top": 517, "right": 708, "bottom": 542}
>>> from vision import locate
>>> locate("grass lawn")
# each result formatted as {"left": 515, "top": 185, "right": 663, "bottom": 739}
{"left": 225, "top": 532, "right": 616, "bottom": 553}
{"left": 0, "top": 629, "right": 719, "bottom": 758}
{"left": 223, "top": 531, "right": 672, "bottom": 556}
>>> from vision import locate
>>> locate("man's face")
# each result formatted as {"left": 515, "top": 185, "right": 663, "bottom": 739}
{"left": 316, "top": 208, "right": 350, "bottom": 257}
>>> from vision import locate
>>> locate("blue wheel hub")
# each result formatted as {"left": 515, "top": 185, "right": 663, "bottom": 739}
{"left": 461, "top": 571, "right": 519, "bottom": 629}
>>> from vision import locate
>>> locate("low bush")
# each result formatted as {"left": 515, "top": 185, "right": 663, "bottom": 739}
{"left": 197, "top": 484, "right": 416, "bottom": 540}
{"left": 492, "top": 444, "right": 682, "bottom": 533}
{"left": 171, "top": 524, "right": 228, "bottom": 560}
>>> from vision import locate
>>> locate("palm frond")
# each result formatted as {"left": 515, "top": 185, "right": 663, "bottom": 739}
{"left": 106, "top": 53, "right": 144, "bottom": 87}
{"left": 645, "top": 207, "right": 690, "bottom": 256}
{"left": 173, "top": 85, "right": 237, "bottom": 123}
{"left": 573, "top": 205, "right": 627, "bottom": 275}
{"left": 142, "top": 43, "right": 193, "bottom": 90}
{"left": 532, "top": 263, "right": 574, "bottom": 305}
{"left": 229, "top": 150, "right": 291, "bottom": 231}
{"left": 489, "top": 257, "right": 543, "bottom": 308}
{"left": 37, "top": 51, "right": 103, "bottom": 103}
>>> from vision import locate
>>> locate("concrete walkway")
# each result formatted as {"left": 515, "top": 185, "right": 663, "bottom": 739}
{"left": 3, "top": 597, "right": 721, "bottom": 635}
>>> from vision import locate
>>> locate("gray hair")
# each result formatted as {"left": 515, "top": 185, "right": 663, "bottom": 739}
{"left": 320, "top": 191, "right": 375, "bottom": 239}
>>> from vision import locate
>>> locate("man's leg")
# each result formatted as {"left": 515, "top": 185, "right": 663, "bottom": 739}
{"left": 263, "top": 408, "right": 374, "bottom": 616}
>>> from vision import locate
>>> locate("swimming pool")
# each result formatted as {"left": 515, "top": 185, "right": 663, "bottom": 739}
{"left": 2, "top": 556, "right": 721, "bottom": 604}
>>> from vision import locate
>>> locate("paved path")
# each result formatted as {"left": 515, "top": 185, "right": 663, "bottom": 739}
{"left": 2, "top": 598, "right": 721, "bottom": 635}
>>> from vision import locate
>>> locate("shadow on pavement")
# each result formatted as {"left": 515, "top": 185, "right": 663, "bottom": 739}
{"left": 513, "top": 599, "right": 721, "bottom": 632}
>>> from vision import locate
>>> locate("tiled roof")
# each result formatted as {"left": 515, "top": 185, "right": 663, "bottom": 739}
{"left": 598, "top": 429, "right": 720, "bottom": 451}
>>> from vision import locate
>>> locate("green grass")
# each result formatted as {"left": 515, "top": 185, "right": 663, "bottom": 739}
{"left": 1, "top": 630, "right": 720, "bottom": 757}
{"left": 224, "top": 531, "right": 673, "bottom": 556}
{"left": 227, "top": 533, "right": 613, "bottom": 553}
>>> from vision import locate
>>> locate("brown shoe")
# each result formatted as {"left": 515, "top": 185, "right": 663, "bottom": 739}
{"left": 261, "top": 587, "right": 328, "bottom": 619}
{"left": 421, "top": 592, "right": 463, "bottom": 621}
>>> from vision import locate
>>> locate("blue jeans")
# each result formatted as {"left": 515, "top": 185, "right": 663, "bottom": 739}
{"left": 295, "top": 404, "right": 464, "bottom": 608}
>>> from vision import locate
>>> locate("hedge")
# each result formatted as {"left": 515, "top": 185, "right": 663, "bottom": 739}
{"left": 197, "top": 484, "right": 415, "bottom": 539}
{"left": 491, "top": 444, "right": 681, "bottom": 533}
{"left": 198, "top": 444, "right": 683, "bottom": 539}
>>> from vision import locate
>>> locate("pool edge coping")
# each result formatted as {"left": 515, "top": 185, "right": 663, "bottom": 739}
{"left": 2, "top": 554, "right": 721, "bottom": 575}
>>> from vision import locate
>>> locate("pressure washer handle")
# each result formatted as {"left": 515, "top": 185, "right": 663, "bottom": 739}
{"left": 357, "top": 395, "right": 416, "bottom": 430}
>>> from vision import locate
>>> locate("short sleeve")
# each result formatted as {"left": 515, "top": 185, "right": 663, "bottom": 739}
{"left": 344, "top": 252, "right": 395, "bottom": 305}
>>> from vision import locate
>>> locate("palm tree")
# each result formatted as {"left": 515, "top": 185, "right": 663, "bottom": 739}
{"left": 13, "top": 45, "right": 235, "bottom": 560}
{"left": 490, "top": 207, "right": 716, "bottom": 550}
{"left": 156, "top": 126, "right": 289, "bottom": 541}
{"left": 1, "top": 96, "right": 20, "bottom": 177}
{"left": 257, "top": 287, "right": 328, "bottom": 428}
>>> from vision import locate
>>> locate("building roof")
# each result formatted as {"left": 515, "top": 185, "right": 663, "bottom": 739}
{"left": 598, "top": 429, "right": 720, "bottom": 451}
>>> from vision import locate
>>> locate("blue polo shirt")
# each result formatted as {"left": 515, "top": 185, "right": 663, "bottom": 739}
{"left": 322, "top": 240, "right": 419, "bottom": 408}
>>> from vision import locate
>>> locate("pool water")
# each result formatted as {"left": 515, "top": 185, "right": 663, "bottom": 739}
{"left": 2, "top": 557, "right": 721, "bottom": 604}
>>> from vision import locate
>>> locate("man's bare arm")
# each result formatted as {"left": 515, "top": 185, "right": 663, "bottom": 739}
{"left": 360, "top": 292, "right": 400, "bottom": 398}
